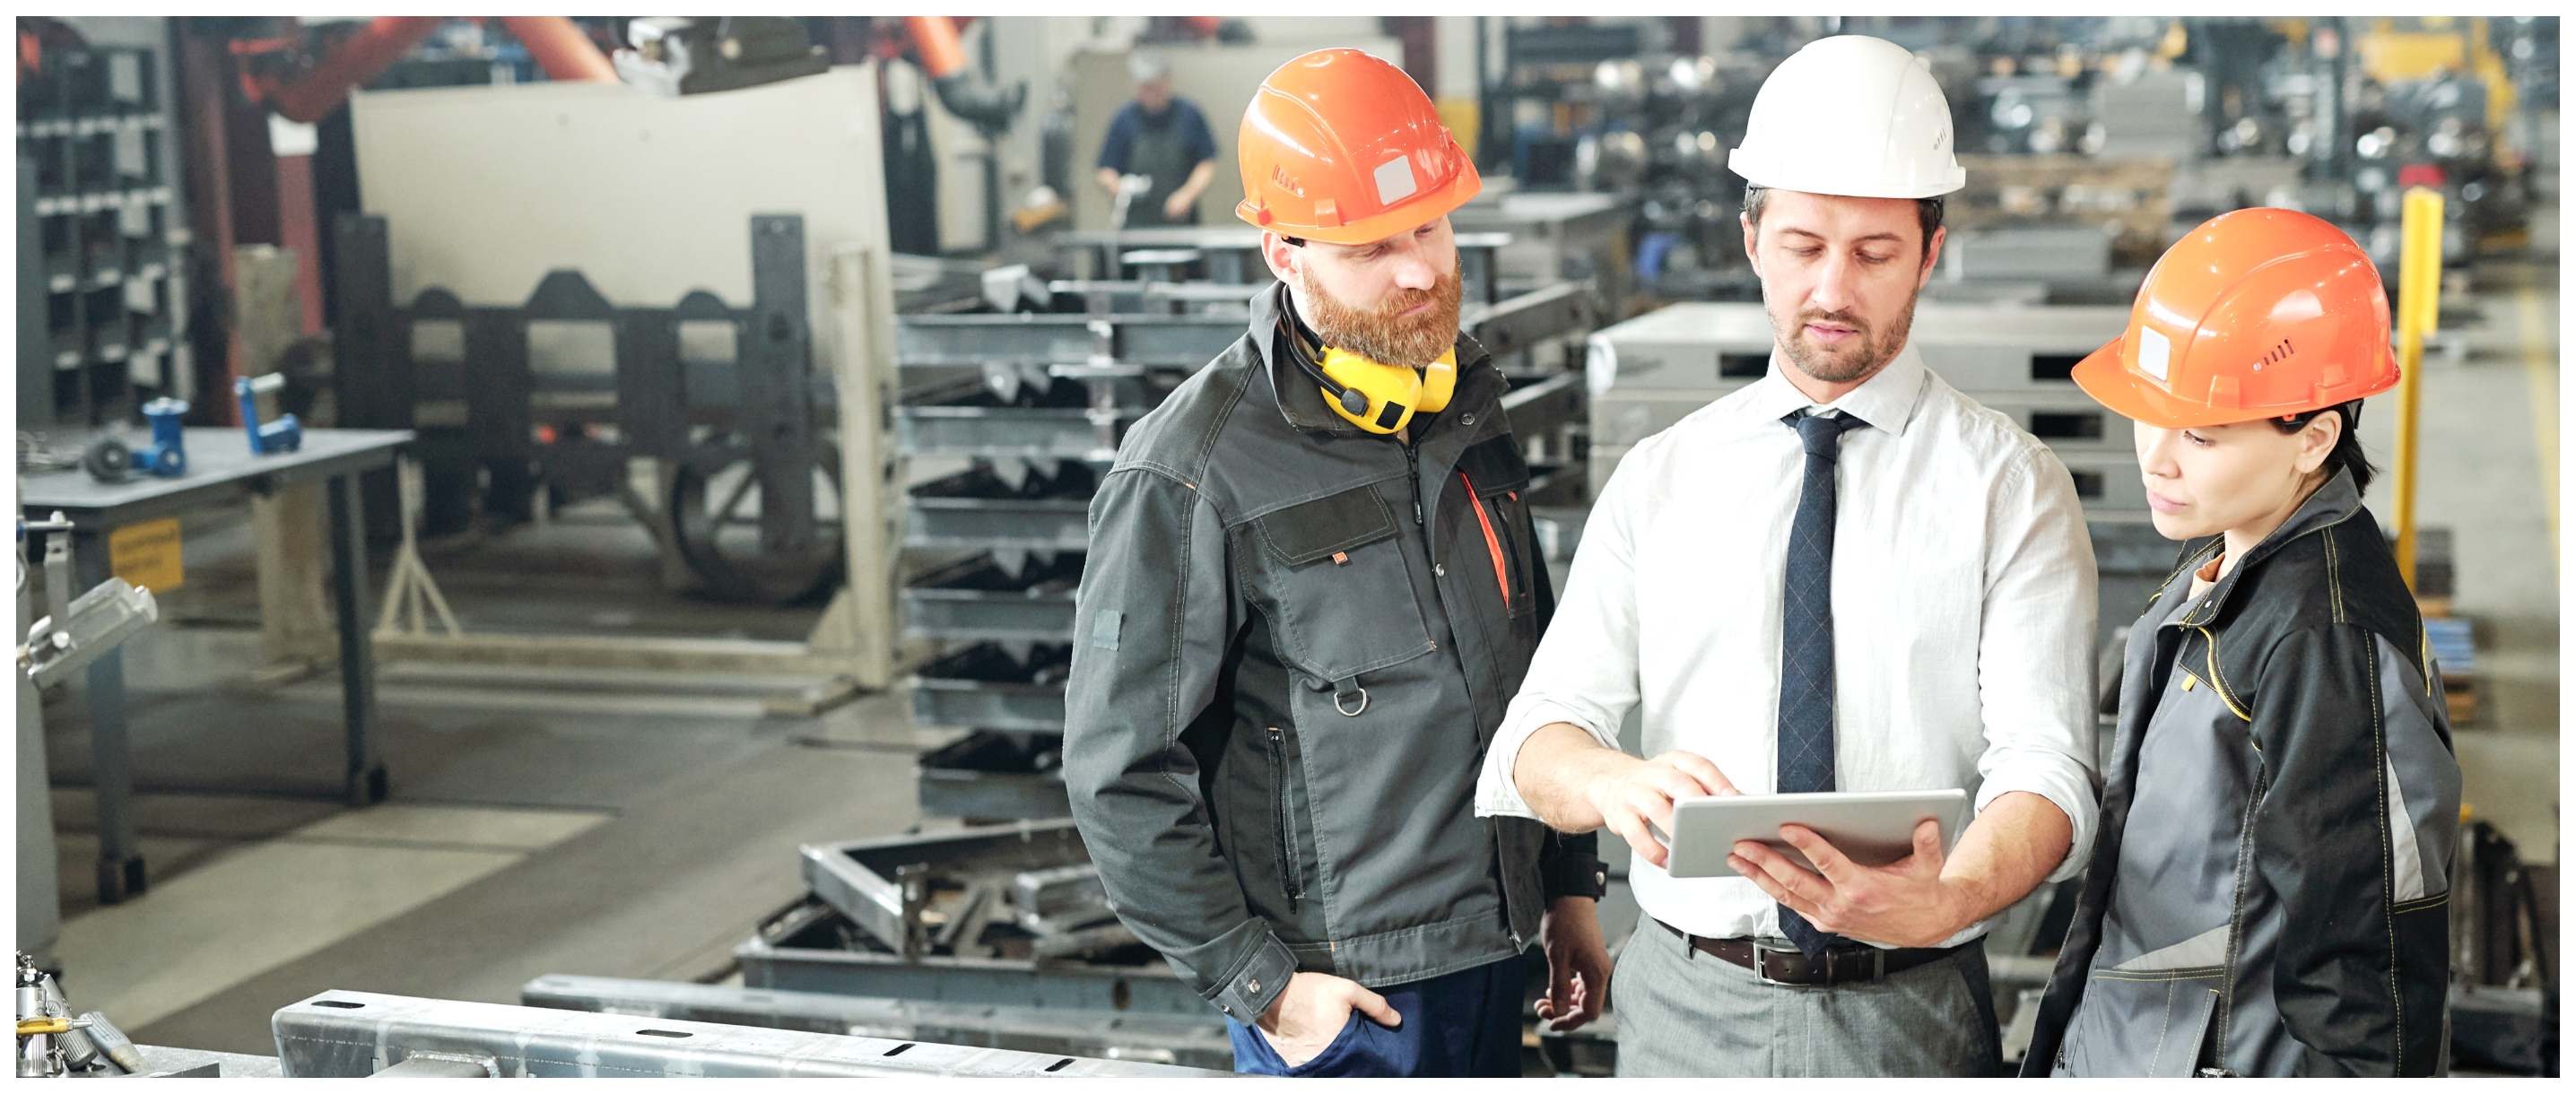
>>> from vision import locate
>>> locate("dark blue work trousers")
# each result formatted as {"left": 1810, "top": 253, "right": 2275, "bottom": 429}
{"left": 1223, "top": 956, "right": 1525, "bottom": 1077}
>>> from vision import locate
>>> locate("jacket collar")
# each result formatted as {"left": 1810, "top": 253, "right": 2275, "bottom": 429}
{"left": 2167, "top": 466, "right": 2368, "bottom": 628}
{"left": 1251, "top": 280, "right": 1498, "bottom": 442}
{"left": 1744, "top": 341, "right": 1930, "bottom": 437}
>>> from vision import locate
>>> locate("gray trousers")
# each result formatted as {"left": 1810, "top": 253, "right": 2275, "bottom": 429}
{"left": 1611, "top": 925, "right": 2002, "bottom": 1077}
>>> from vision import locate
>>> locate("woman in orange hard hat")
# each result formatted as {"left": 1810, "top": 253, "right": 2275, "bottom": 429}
{"left": 2023, "top": 208, "right": 2459, "bottom": 1077}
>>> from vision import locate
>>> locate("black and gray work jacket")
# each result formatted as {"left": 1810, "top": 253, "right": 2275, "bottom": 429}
{"left": 2025, "top": 469, "right": 2459, "bottom": 1077}
{"left": 1064, "top": 282, "right": 1601, "bottom": 1024}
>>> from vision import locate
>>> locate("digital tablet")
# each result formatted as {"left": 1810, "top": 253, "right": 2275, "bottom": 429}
{"left": 1661, "top": 789, "right": 1971, "bottom": 880}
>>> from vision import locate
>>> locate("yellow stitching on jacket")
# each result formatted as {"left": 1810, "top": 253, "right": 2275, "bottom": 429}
{"left": 2392, "top": 891, "right": 2450, "bottom": 914}
{"left": 2197, "top": 628, "right": 2252, "bottom": 722}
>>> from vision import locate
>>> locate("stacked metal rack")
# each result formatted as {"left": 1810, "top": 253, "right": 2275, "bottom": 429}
{"left": 15, "top": 43, "right": 189, "bottom": 430}
{"left": 895, "top": 249, "right": 1598, "bottom": 821}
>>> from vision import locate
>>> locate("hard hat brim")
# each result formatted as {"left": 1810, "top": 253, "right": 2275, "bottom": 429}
{"left": 2070, "top": 334, "right": 2403, "bottom": 430}
{"left": 1236, "top": 149, "right": 1482, "bottom": 246}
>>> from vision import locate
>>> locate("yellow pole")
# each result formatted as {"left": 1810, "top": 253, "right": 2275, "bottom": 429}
{"left": 2390, "top": 187, "right": 2444, "bottom": 591}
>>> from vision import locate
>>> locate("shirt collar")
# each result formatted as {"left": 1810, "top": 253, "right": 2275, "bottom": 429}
{"left": 1744, "top": 341, "right": 1929, "bottom": 438}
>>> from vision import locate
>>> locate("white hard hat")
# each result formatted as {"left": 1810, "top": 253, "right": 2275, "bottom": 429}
{"left": 1727, "top": 36, "right": 1964, "bottom": 199}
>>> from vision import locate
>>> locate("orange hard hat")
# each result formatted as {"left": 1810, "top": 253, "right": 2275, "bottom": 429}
{"left": 2074, "top": 208, "right": 2399, "bottom": 429}
{"left": 1235, "top": 48, "right": 1480, "bottom": 246}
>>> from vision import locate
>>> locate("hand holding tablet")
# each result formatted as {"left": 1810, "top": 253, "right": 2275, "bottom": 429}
{"left": 1659, "top": 789, "right": 1971, "bottom": 880}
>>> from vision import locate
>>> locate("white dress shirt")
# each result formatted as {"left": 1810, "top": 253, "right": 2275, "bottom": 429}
{"left": 1476, "top": 343, "right": 2102, "bottom": 947}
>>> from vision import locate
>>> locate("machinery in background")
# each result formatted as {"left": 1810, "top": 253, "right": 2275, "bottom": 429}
{"left": 234, "top": 374, "right": 302, "bottom": 455}
{"left": 334, "top": 213, "right": 841, "bottom": 605}
{"left": 78, "top": 397, "right": 188, "bottom": 482}
{"left": 613, "top": 17, "right": 829, "bottom": 96}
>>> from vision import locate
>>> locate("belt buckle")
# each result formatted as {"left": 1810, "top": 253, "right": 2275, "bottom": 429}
{"left": 1750, "top": 942, "right": 1802, "bottom": 986}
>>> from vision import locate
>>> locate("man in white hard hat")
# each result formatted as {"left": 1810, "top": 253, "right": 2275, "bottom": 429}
{"left": 1475, "top": 36, "right": 2101, "bottom": 1076}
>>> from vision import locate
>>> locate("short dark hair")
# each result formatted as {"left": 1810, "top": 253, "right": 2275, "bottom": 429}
{"left": 2272, "top": 400, "right": 2378, "bottom": 495}
{"left": 1741, "top": 184, "right": 1945, "bottom": 261}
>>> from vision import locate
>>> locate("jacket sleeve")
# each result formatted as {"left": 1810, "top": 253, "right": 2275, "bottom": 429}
{"left": 2248, "top": 624, "right": 2455, "bottom": 1077}
{"left": 1519, "top": 512, "right": 1603, "bottom": 898}
{"left": 1061, "top": 467, "right": 1296, "bottom": 1023}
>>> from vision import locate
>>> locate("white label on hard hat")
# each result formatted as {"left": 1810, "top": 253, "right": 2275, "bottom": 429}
{"left": 2137, "top": 326, "right": 2171, "bottom": 383}
{"left": 1374, "top": 156, "right": 1417, "bottom": 207}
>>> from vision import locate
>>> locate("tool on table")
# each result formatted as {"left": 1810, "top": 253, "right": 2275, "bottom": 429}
{"left": 16, "top": 515, "right": 161, "bottom": 690}
{"left": 14, "top": 953, "right": 138, "bottom": 1076}
{"left": 81, "top": 397, "right": 190, "bottom": 482}
{"left": 236, "top": 374, "right": 303, "bottom": 455}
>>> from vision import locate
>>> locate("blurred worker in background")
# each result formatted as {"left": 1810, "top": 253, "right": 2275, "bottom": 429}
{"left": 1477, "top": 35, "right": 2100, "bottom": 1077}
{"left": 1094, "top": 49, "right": 1219, "bottom": 227}
{"left": 1066, "top": 48, "right": 1608, "bottom": 1078}
{"left": 2023, "top": 208, "right": 2458, "bottom": 1078}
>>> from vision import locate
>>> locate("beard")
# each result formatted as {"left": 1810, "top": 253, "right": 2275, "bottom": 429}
{"left": 1298, "top": 261, "right": 1464, "bottom": 369}
{"left": 1764, "top": 287, "right": 1921, "bottom": 386}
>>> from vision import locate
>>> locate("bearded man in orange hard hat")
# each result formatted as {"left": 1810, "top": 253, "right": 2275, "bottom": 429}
{"left": 1064, "top": 48, "right": 1610, "bottom": 1078}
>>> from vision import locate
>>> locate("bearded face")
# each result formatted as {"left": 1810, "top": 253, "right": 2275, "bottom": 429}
{"left": 1764, "top": 290, "right": 1922, "bottom": 386}
{"left": 1298, "top": 258, "right": 1464, "bottom": 368}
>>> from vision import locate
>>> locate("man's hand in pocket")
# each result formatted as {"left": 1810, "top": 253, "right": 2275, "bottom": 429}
{"left": 1257, "top": 972, "right": 1401, "bottom": 1068}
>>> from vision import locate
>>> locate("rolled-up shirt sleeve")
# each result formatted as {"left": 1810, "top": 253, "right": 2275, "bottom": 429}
{"left": 1971, "top": 447, "right": 2103, "bottom": 882}
{"left": 1476, "top": 447, "right": 1646, "bottom": 820}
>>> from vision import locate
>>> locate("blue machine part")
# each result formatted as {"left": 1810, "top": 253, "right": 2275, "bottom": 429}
{"left": 136, "top": 397, "right": 189, "bottom": 476}
{"left": 234, "top": 374, "right": 303, "bottom": 455}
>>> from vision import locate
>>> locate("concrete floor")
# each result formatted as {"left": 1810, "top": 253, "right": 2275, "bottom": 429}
{"left": 27, "top": 192, "right": 2562, "bottom": 1066}
{"left": 35, "top": 508, "right": 936, "bottom": 1056}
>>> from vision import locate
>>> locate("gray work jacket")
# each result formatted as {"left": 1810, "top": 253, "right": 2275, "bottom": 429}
{"left": 2027, "top": 470, "right": 2459, "bottom": 1077}
{"left": 1064, "top": 282, "right": 1598, "bottom": 1024}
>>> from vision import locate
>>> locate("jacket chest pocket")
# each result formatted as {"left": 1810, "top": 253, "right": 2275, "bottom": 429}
{"left": 1455, "top": 438, "right": 1536, "bottom": 620}
{"left": 1245, "top": 483, "right": 1436, "bottom": 693}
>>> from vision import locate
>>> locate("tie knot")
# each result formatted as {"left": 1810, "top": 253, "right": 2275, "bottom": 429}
{"left": 1786, "top": 410, "right": 1866, "bottom": 458}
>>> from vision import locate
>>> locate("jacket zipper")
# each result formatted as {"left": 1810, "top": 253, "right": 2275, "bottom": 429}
{"left": 1405, "top": 443, "right": 1424, "bottom": 526}
{"left": 1458, "top": 472, "right": 1511, "bottom": 605}
{"left": 1267, "top": 726, "right": 1301, "bottom": 908}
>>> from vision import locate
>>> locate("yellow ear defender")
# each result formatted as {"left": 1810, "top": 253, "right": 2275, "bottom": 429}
{"left": 1310, "top": 346, "right": 1458, "bottom": 435}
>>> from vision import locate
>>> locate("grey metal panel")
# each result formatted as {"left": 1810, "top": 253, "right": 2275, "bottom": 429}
{"left": 909, "top": 676, "right": 1066, "bottom": 731}
{"left": 1499, "top": 371, "right": 1585, "bottom": 440}
{"left": 897, "top": 406, "right": 1131, "bottom": 461}
{"left": 520, "top": 975, "right": 1231, "bottom": 1071}
{"left": 904, "top": 498, "right": 1092, "bottom": 551}
{"left": 918, "top": 766, "right": 1073, "bottom": 820}
{"left": 270, "top": 991, "right": 1225, "bottom": 1077}
{"left": 735, "top": 937, "right": 1212, "bottom": 1016}
{"left": 901, "top": 587, "right": 1078, "bottom": 642}
{"left": 909, "top": 676, "right": 1068, "bottom": 731}
{"left": 800, "top": 820, "right": 1092, "bottom": 951}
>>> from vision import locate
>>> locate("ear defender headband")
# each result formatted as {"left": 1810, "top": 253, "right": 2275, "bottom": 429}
{"left": 1280, "top": 308, "right": 1457, "bottom": 435}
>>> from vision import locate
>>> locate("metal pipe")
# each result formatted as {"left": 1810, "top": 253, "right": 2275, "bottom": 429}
{"left": 494, "top": 16, "right": 617, "bottom": 83}
{"left": 2390, "top": 186, "right": 2443, "bottom": 590}
{"left": 267, "top": 16, "right": 444, "bottom": 124}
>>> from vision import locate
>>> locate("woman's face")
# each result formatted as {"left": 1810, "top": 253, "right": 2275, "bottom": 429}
{"left": 2134, "top": 413, "right": 2340, "bottom": 542}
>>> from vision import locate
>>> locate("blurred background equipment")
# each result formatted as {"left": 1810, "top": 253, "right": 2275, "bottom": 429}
{"left": 10, "top": 14, "right": 2558, "bottom": 1081}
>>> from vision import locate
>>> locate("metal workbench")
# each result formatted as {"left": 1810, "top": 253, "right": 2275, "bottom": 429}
{"left": 19, "top": 427, "right": 411, "bottom": 903}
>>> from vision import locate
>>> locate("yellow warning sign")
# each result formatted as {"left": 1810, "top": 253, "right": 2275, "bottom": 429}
{"left": 109, "top": 518, "right": 184, "bottom": 592}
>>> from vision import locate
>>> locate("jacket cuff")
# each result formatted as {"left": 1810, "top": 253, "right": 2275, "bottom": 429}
{"left": 1206, "top": 934, "right": 1299, "bottom": 1023}
{"left": 1539, "top": 830, "right": 1607, "bottom": 900}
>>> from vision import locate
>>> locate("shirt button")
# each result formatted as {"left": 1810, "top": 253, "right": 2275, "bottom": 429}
{"left": 1247, "top": 979, "right": 1259, "bottom": 993}
{"left": 1434, "top": 564, "right": 1446, "bottom": 577}
{"left": 1463, "top": 413, "right": 1476, "bottom": 425}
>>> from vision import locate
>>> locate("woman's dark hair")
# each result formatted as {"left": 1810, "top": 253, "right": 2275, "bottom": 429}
{"left": 2272, "top": 400, "right": 2376, "bottom": 495}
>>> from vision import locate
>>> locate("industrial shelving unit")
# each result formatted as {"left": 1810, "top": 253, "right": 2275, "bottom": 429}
{"left": 16, "top": 43, "right": 190, "bottom": 430}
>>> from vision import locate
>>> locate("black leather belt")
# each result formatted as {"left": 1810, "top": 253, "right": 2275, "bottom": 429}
{"left": 1653, "top": 917, "right": 1964, "bottom": 986}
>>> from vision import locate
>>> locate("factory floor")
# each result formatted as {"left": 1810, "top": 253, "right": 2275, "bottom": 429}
{"left": 30, "top": 216, "right": 2563, "bottom": 1065}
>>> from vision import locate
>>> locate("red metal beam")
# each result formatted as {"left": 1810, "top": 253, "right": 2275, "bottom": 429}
{"left": 493, "top": 16, "right": 616, "bottom": 83}
{"left": 265, "top": 16, "right": 443, "bottom": 123}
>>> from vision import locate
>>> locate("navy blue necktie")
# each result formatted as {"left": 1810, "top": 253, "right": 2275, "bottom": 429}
{"left": 1777, "top": 408, "right": 1866, "bottom": 962}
